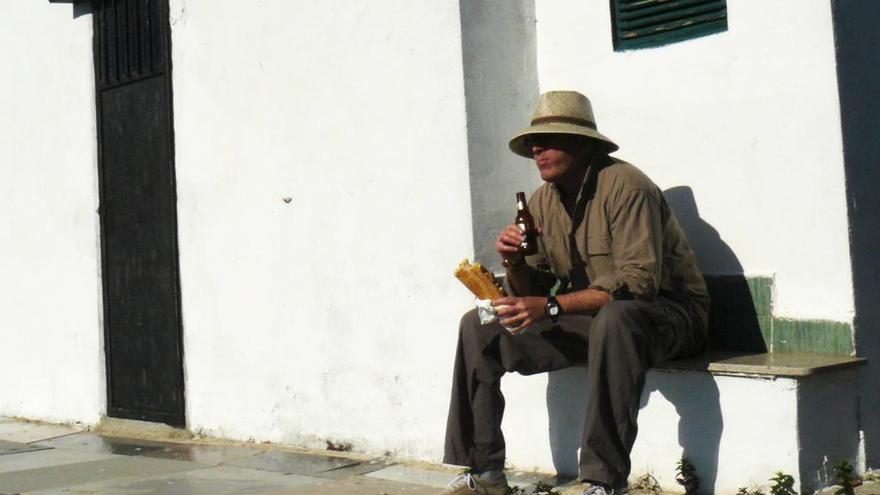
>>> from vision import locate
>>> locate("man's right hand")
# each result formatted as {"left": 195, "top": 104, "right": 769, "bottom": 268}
{"left": 496, "top": 224, "right": 525, "bottom": 260}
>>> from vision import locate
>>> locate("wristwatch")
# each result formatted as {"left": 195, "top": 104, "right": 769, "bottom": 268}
{"left": 545, "top": 295, "right": 563, "bottom": 322}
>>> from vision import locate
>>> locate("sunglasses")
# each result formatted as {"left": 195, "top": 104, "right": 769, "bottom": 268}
{"left": 523, "top": 134, "right": 584, "bottom": 150}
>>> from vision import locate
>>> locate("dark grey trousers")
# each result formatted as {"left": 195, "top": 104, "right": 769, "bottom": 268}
{"left": 443, "top": 299, "right": 704, "bottom": 488}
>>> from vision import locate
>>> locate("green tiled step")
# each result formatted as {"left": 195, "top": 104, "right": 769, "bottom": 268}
{"left": 704, "top": 275, "right": 854, "bottom": 356}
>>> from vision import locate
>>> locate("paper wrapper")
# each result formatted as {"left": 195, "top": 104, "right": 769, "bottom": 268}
{"left": 475, "top": 300, "right": 517, "bottom": 333}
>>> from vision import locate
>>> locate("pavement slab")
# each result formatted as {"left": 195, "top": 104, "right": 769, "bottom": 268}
{"left": 261, "top": 476, "right": 440, "bottom": 495}
{"left": 0, "top": 440, "right": 51, "bottom": 457}
{"left": 366, "top": 464, "right": 456, "bottom": 489}
{"left": 0, "top": 449, "right": 118, "bottom": 474}
{"left": 367, "top": 464, "right": 554, "bottom": 492}
{"left": 0, "top": 455, "right": 206, "bottom": 493}
{"left": 27, "top": 465, "right": 323, "bottom": 495}
{"left": 225, "top": 449, "right": 361, "bottom": 476}
{"left": 313, "top": 457, "right": 392, "bottom": 480}
{"left": 0, "top": 423, "right": 80, "bottom": 444}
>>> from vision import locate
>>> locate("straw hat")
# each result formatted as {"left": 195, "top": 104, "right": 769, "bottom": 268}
{"left": 509, "top": 91, "right": 618, "bottom": 157}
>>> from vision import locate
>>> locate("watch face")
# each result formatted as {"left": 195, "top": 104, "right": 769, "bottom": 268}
{"left": 549, "top": 306, "right": 559, "bottom": 316}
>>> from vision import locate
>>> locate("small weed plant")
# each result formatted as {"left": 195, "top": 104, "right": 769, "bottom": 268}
{"left": 631, "top": 473, "right": 662, "bottom": 494}
{"left": 675, "top": 457, "right": 700, "bottom": 495}
{"left": 509, "top": 480, "right": 558, "bottom": 495}
{"left": 532, "top": 480, "right": 559, "bottom": 494}
{"left": 769, "top": 471, "right": 796, "bottom": 495}
{"left": 736, "top": 485, "right": 766, "bottom": 495}
{"left": 834, "top": 460, "right": 859, "bottom": 495}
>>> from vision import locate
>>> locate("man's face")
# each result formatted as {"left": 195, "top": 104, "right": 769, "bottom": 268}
{"left": 525, "top": 134, "right": 591, "bottom": 184}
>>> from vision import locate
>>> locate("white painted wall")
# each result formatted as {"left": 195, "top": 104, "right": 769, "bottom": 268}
{"left": 0, "top": 2, "right": 103, "bottom": 424}
{"left": 535, "top": 0, "right": 854, "bottom": 323}
{"left": 169, "top": 0, "right": 475, "bottom": 459}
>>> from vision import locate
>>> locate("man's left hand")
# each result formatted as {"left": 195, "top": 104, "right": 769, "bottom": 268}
{"left": 492, "top": 296, "right": 546, "bottom": 334}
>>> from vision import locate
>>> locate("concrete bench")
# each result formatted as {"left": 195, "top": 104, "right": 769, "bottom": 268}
{"left": 499, "top": 350, "right": 865, "bottom": 494}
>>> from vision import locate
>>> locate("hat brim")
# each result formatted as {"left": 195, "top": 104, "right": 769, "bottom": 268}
{"left": 508, "top": 122, "right": 619, "bottom": 158}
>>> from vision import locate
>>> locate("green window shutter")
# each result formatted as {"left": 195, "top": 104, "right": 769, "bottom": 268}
{"left": 612, "top": 0, "right": 728, "bottom": 51}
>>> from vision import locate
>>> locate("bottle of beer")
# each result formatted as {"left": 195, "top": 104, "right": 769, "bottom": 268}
{"left": 514, "top": 191, "right": 539, "bottom": 255}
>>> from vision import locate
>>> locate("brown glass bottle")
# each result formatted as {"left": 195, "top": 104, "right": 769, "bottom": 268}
{"left": 514, "top": 191, "right": 539, "bottom": 255}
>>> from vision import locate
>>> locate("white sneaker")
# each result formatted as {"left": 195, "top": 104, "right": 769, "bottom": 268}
{"left": 557, "top": 481, "right": 626, "bottom": 495}
{"left": 440, "top": 472, "right": 512, "bottom": 495}
{"left": 582, "top": 485, "right": 618, "bottom": 495}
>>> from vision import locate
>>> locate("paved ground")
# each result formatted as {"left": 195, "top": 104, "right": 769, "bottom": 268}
{"left": 0, "top": 417, "right": 561, "bottom": 494}
{"left": 1, "top": 417, "right": 878, "bottom": 494}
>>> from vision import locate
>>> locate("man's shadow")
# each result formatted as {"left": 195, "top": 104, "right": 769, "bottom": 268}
{"left": 544, "top": 186, "right": 760, "bottom": 492}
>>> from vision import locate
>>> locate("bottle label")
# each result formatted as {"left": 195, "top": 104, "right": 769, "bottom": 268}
{"left": 518, "top": 223, "right": 528, "bottom": 249}
{"left": 517, "top": 200, "right": 525, "bottom": 210}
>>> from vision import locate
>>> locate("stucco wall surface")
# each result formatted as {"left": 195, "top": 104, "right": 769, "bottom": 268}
{"left": 535, "top": 0, "right": 853, "bottom": 322}
{"left": 0, "top": 2, "right": 103, "bottom": 423}
{"left": 459, "top": 0, "right": 541, "bottom": 267}
{"left": 169, "top": 0, "right": 474, "bottom": 459}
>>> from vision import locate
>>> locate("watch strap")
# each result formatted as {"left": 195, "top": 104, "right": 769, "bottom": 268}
{"left": 545, "top": 295, "right": 562, "bottom": 322}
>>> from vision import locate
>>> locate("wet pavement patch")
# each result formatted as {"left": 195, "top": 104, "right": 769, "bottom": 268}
{"left": 0, "top": 440, "right": 50, "bottom": 457}
{"left": 144, "top": 442, "right": 267, "bottom": 465}
{"left": 225, "top": 450, "right": 361, "bottom": 476}
{"left": 34, "top": 433, "right": 168, "bottom": 456}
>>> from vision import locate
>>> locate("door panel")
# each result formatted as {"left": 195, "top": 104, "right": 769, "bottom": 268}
{"left": 94, "top": 0, "right": 184, "bottom": 426}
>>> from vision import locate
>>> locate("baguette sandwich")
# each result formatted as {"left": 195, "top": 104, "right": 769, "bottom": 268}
{"left": 454, "top": 259, "right": 507, "bottom": 300}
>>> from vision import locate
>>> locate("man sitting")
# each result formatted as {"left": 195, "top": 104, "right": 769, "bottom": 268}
{"left": 442, "top": 91, "right": 709, "bottom": 495}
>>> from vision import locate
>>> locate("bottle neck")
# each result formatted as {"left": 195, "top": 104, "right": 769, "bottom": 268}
{"left": 516, "top": 192, "right": 527, "bottom": 211}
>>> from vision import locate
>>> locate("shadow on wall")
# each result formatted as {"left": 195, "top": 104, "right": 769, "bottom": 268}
{"left": 544, "top": 367, "right": 723, "bottom": 488}
{"left": 665, "top": 186, "right": 767, "bottom": 353}
{"left": 642, "top": 371, "right": 723, "bottom": 491}
{"left": 663, "top": 186, "right": 740, "bottom": 276}
{"left": 831, "top": 0, "right": 880, "bottom": 471}
{"left": 544, "top": 185, "right": 750, "bottom": 486}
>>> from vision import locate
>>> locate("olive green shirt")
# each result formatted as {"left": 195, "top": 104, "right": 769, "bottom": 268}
{"left": 517, "top": 156, "right": 710, "bottom": 335}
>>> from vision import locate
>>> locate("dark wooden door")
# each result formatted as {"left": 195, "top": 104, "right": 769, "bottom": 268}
{"left": 93, "top": 0, "right": 185, "bottom": 426}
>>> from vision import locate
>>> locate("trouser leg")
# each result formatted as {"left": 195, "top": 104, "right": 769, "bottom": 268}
{"left": 578, "top": 299, "right": 697, "bottom": 488}
{"left": 444, "top": 308, "right": 594, "bottom": 471}
{"left": 443, "top": 309, "right": 507, "bottom": 471}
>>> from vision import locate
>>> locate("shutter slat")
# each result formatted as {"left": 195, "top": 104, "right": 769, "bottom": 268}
{"left": 621, "top": 10, "right": 726, "bottom": 38}
{"left": 618, "top": 2, "right": 725, "bottom": 30}
{"left": 619, "top": 0, "right": 713, "bottom": 14}
{"left": 619, "top": 0, "right": 723, "bottom": 21}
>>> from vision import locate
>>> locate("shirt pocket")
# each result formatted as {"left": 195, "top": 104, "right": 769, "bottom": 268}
{"left": 586, "top": 235, "right": 615, "bottom": 273}
{"left": 586, "top": 235, "right": 613, "bottom": 255}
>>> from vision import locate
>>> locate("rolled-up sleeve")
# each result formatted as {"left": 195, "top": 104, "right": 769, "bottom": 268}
{"left": 588, "top": 188, "right": 663, "bottom": 300}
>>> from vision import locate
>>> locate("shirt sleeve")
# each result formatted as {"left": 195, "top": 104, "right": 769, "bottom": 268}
{"left": 588, "top": 188, "right": 663, "bottom": 300}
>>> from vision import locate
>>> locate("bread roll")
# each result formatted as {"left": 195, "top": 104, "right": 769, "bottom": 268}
{"left": 454, "top": 259, "right": 506, "bottom": 300}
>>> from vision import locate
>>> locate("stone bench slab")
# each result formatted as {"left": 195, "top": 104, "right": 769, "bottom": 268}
{"left": 655, "top": 351, "right": 867, "bottom": 377}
